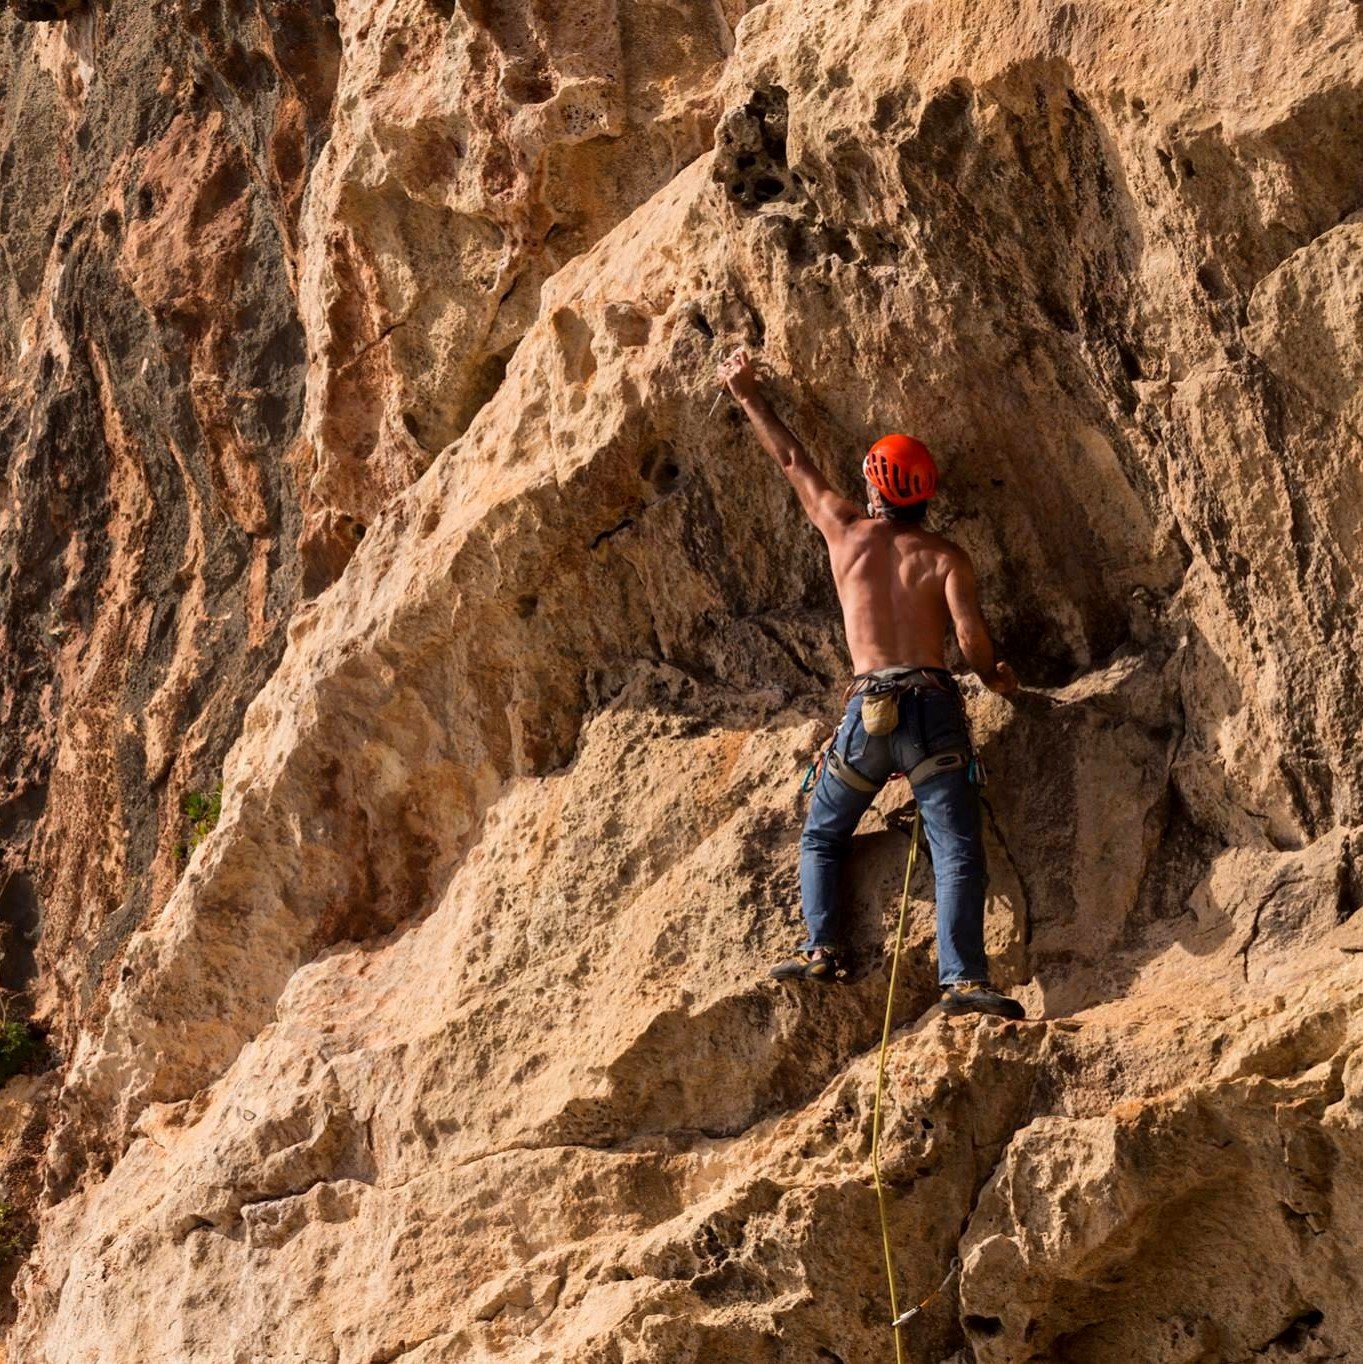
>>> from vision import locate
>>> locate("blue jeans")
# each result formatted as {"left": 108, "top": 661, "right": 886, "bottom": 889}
{"left": 798, "top": 684, "right": 990, "bottom": 984}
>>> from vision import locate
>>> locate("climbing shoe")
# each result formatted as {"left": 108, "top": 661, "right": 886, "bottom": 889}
{"left": 939, "top": 982, "right": 1026, "bottom": 1020}
{"left": 769, "top": 948, "right": 840, "bottom": 982}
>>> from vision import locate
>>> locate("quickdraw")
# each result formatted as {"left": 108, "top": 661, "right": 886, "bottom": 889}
{"left": 799, "top": 746, "right": 827, "bottom": 794}
{"left": 891, "top": 1255, "right": 962, "bottom": 1328}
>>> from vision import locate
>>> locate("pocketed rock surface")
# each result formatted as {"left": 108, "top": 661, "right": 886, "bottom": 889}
{"left": 0, "top": 0, "right": 1361, "bottom": 1359}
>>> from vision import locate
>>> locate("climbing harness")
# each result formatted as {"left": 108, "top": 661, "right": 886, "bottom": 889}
{"left": 871, "top": 807, "right": 920, "bottom": 1363}
{"left": 797, "top": 667, "right": 982, "bottom": 798}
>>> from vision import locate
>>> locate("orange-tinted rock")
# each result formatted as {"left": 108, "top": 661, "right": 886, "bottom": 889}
{"left": 1, "top": 0, "right": 1362, "bottom": 1358}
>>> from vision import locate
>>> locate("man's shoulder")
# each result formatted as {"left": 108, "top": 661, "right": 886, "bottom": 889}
{"left": 902, "top": 526, "right": 968, "bottom": 562}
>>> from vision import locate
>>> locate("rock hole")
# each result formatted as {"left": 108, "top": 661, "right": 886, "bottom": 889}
{"left": 1117, "top": 342, "right": 1143, "bottom": 381}
{"left": 641, "top": 444, "right": 683, "bottom": 494}
{"left": 826, "top": 226, "right": 856, "bottom": 263}
{"left": 873, "top": 93, "right": 901, "bottom": 133}
{"left": 920, "top": 1116, "right": 934, "bottom": 1130}
{"left": 1181, "top": 157, "right": 1197, "bottom": 180}
{"left": 551, "top": 307, "right": 596, "bottom": 386}
{"left": 1155, "top": 147, "right": 1176, "bottom": 186}
{"left": 1196, "top": 261, "right": 1228, "bottom": 300}
{"left": 1337, "top": 843, "right": 1361, "bottom": 921}
{"left": 351, "top": 522, "right": 366, "bottom": 541}
{"left": 964, "top": 1315, "right": 1005, "bottom": 1339}
{"left": 0, "top": 871, "right": 39, "bottom": 991}
{"left": 916, "top": 78, "right": 976, "bottom": 167}
{"left": 1272, "top": 1308, "right": 1324, "bottom": 1350}
{"left": 514, "top": 594, "right": 538, "bottom": 619}
{"left": 137, "top": 185, "right": 157, "bottom": 218}
{"left": 1038, "top": 290, "right": 1078, "bottom": 333}
{"left": 481, "top": 344, "right": 513, "bottom": 396}
{"left": 98, "top": 209, "right": 121, "bottom": 238}
{"left": 752, "top": 175, "right": 787, "bottom": 202}
{"left": 379, "top": 37, "right": 409, "bottom": 80}
{"left": 736, "top": 153, "right": 756, "bottom": 170}
{"left": 503, "top": 64, "right": 556, "bottom": 105}
{"left": 690, "top": 310, "right": 714, "bottom": 339}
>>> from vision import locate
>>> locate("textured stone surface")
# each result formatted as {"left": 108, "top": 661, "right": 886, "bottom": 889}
{"left": 294, "top": 0, "right": 743, "bottom": 587}
{"left": 0, "top": 0, "right": 1362, "bottom": 1359}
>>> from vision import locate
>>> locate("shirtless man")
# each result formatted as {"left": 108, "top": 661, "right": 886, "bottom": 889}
{"left": 716, "top": 349, "right": 1025, "bottom": 1019}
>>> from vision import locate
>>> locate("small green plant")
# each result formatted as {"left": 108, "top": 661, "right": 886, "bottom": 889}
{"left": 0, "top": 1020, "right": 38, "bottom": 1086}
{"left": 182, "top": 781, "right": 224, "bottom": 854}
{"left": 0, "top": 1201, "right": 27, "bottom": 1260}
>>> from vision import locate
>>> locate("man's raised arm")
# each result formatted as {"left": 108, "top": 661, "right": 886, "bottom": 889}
{"left": 944, "top": 550, "right": 1019, "bottom": 696}
{"left": 716, "top": 349, "right": 858, "bottom": 537}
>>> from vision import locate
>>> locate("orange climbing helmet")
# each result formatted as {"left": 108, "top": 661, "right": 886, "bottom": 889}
{"left": 863, "top": 434, "right": 938, "bottom": 506}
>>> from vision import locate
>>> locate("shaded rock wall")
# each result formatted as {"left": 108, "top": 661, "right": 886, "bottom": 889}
{"left": 0, "top": 0, "right": 1361, "bottom": 1360}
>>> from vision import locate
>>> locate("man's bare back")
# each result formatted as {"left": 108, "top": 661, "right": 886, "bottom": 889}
{"left": 716, "top": 349, "right": 1017, "bottom": 694}
{"left": 829, "top": 519, "right": 958, "bottom": 673}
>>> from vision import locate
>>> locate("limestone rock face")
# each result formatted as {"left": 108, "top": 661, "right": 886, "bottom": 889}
{"left": 294, "top": 0, "right": 744, "bottom": 590}
{"left": 0, "top": 0, "right": 1361, "bottom": 1360}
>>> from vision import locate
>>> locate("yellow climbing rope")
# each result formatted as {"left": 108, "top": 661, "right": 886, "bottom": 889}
{"left": 871, "top": 807, "right": 921, "bottom": 1364}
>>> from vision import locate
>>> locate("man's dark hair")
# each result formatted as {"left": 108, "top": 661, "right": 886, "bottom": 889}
{"left": 882, "top": 501, "right": 929, "bottom": 526}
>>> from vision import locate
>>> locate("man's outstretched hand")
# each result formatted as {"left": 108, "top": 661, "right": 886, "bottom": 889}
{"left": 716, "top": 347, "right": 760, "bottom": 404}
{"left": 984, "top": 661, "right": 1020, "bottom": 697}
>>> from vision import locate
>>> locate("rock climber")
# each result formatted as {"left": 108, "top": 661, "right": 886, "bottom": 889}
{"left": 716, "top": 348, "right": 1025, "bottom": 1020}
